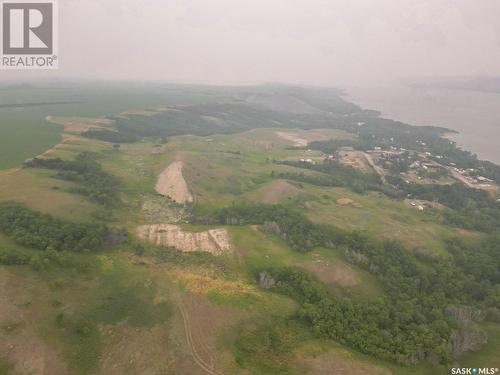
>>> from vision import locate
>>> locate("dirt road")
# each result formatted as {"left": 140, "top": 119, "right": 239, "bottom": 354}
{"left": 176, "top": 297, "right": 224, "bottom": 375}
{"left": 362, "top": 152, "right": 387, "bottom": 183}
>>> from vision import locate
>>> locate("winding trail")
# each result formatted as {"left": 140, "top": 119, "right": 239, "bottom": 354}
{"left": 176, "top": 298, "right": 223, "bottom": 375}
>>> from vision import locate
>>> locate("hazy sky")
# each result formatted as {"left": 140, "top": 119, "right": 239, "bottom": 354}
{"left": 1, "top": 0, "right": 500, "bottom": 86}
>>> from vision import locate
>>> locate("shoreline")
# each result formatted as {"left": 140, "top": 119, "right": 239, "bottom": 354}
{"left": 345, "top": 85, "right": 500, "bottom": 166}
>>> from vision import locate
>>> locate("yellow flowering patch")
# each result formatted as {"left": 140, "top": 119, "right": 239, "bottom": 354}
{"left": 169, "top": 269, "right": 257, "bottom": 296}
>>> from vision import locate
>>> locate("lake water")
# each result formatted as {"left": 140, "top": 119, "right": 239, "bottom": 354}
{"left": 345, "top": 85, "right": 500, "bottom": 165}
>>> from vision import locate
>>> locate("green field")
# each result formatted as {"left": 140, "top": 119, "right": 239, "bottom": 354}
{"left": 0, "top": 83, "right": 223, "bottom": 170}
{"left": 0, "top": 109, "right": 61, "bottom": 169}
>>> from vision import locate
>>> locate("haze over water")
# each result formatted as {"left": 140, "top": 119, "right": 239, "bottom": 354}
{"left": 346, "top": 85, "right": 500, "bottom": 165}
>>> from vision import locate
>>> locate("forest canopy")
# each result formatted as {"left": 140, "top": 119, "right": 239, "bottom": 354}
{"left": 0, "top": 202, "right": 108, "bottom": 252}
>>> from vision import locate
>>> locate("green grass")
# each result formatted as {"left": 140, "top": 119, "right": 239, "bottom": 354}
{"left": 53, "top": 266, "right": 171, "bottom": 375}
{"left": 233, "top": 318, "right": 306, "bottom": 374}
{"left": 63, "top": 317, "right": 103, "bottom": 375}
{"left": 306, "top": 247, "right": 383, "bottom": 300}
{"left": 302, "top": 185, "right": 473, "bottom": 255}
{"left": 86, "top": 264, "right": 172, "bottom": 327}
{"left": 0, "top": 168, "right": 98, "bottom": 221}
{"left": 47, "top": 258, "right": 172, "bottom": 374}
{"left": 206, "top": 288, "right": 260, "bottom": 308}
{"left": 0, "top": 250, "right": 174, "bottom": 375}
{"left": 0, "top": 358, "right": 13, "bottom": 375}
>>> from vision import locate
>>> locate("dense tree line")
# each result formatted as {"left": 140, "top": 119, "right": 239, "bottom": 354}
{"left": 274, "top": 170, "right": 368, "bottom": 193}
{"left": 25, "top": 152, "right": 121, "bottom": 206}
{"left": 260, "top": 265, "right": 448, "bottom": 364}
{"left": 0, "top": 246, "right": 93, "bottom": 272}
{"left": 200, "top": 203, "right": 500, "bottom": 364}
{"left": 0, "top": 202, "right": 107, "bottom": 252}
{"left": 446, "top": 236, "right": 500, "bottom": 287}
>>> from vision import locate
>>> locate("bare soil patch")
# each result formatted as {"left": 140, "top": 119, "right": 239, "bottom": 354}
{"left": 201, "top": 115, "right": 228, "bottom": 128}
{"left": 1, "top": 334, "right": 69, "bottom": 375}
{"left": 0, "top": 167, "right": 21, "bottom": 177}
{"left": 297, "top": 255, "right": 359, "bottom": 287}
{"left": 403, "top": 170, "right": 453, "bottom": 186}
{"left": 151, "top": 145, "right": 168, "bottom": 154}
{"left": 362, "top": 152, "right": 387, "bottom": 183}
{"left": 118, "top": 109, "right": 160, "bottom": 118}
{"left": 0, "top": 272, "right": 68, "bottom": 375}
{"left": 97, "top": 324, "right": 172, "bottom": 375}
{"left": 46, "top": 116, "right": 114, "bottom": 133}
{"left": 336, "top": 198, "right": 362, "bottom": 208}
{"left": 137, "top": 224, "right": 232, "bottom": 256}
{"left": 155, "top": 160, "right": 194, "bottom": 204}
{"left": 275, "top": 129, "right": 343, "bottom": 147}
{"left": 253, "top": 139, "right": 274, "bottom": 150}
{"left": 404, "top": 198, "right": 442, "bottom": 210}
{"left": 339, "top": 150, "right": 370, "bottom": 172}
{"left": 38, "top": 134, "right": 83, "bottom": 158}
{"left": 117, "top": 106, "right": 182, "bottom": 120}
{"left": 178, "top": 293, "right": 245, "bottom": 374}
{"left": 252, "top": 180, "right": 299, "bottom": 204}
{"left": 275, "top": 131, "right": 309, "bottom": 147}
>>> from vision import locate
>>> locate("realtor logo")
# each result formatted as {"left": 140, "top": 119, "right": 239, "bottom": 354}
{"left": 1, "top": 0, "right": 58, "bottom": 69}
